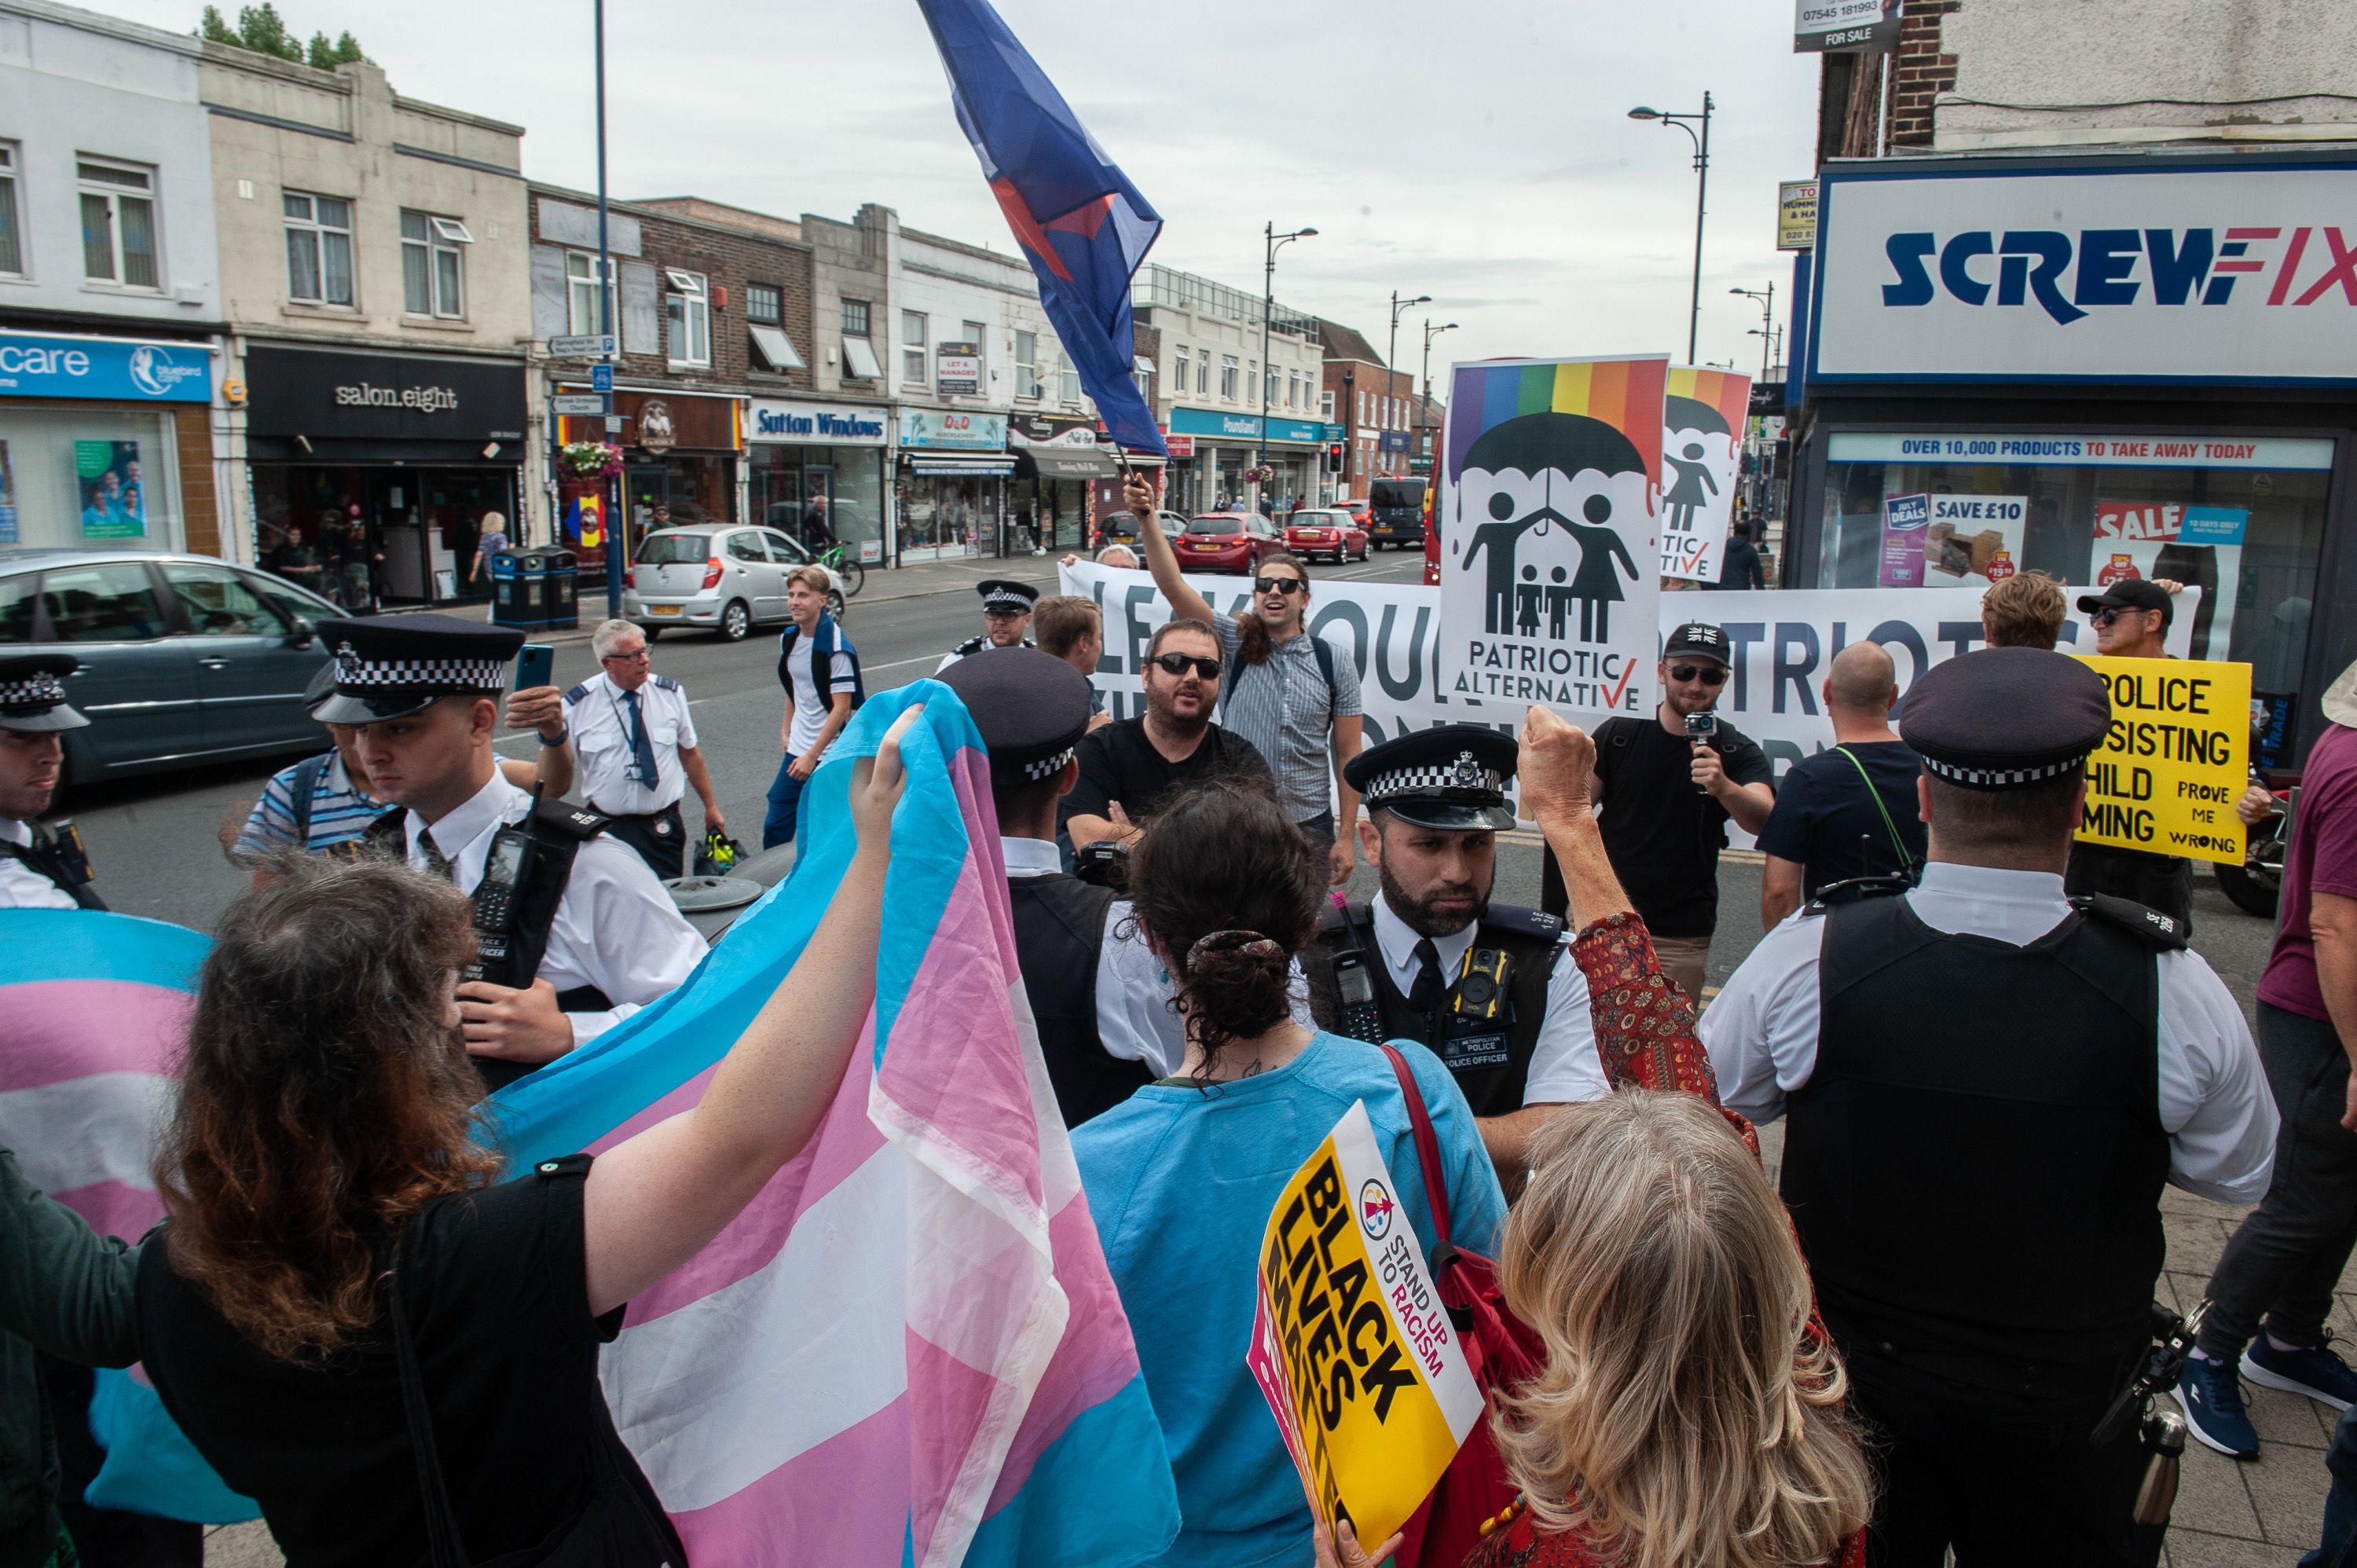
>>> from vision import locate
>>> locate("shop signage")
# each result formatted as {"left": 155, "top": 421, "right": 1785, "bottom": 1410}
{"left": 1164, "top": 435, "right": 1195, "bottom": 458}
{"left": 638, "top": 398, "right": 678, "bottom": 455}
{"left": 1795, "top": 0, "right": 1899, "bottom": 53}
{"left": 899, "top": 408, "right": 1008, "bottom": 451}
{"left": 747, "top": 399, "right": 889, "bottom": 445}
{"left": 598, "top": 389, "right": 737, "bottom": 452}
{"left": 1010, "top": 412, "right": 1102, "bottom": 449}
{"left": 245, "top": 346, "right": 526, "bottom": 441}
{"left": 1167, "top": 406, "right": 1329, "bottom": 445}
{"left": 1777, "top": 181, "right": 1819, "bottom": 251}
{"left": 936, "top": 341, "right": 983, "bottom": 397}
{"left": 0, "top": 332, "right": 211, "bottom": 404}
{"left": 1813, "top": 160, "right": 2357, "bottom": 383}
{"left": 1827, "top": 431, "right": 2337, "bottom": 471}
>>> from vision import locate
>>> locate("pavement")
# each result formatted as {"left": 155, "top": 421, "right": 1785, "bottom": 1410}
{"left": 57, "top": 547, "right": 2331, "bottom": 1563}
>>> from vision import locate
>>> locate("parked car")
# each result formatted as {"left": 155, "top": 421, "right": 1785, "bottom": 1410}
{"left": 1173, "top": 513, "right": 1285, "bottom": 575}
{"left": 1283, "top": 509, "right": 1368, "bottom": 563}
{"left": 1333, "top": 497, "right": 1370, "bottom": 521}
{"left": 1367, "top": 478, "right": 1429, "bottom": 550}
{"left": 1092, "top": 508, "right": 1189, "bottom": 550}
{"left": 624, "top": 525, "right": 849, "bottom": 640}
{"left": 0, "top": 548, "right": 341, "bottom": 789}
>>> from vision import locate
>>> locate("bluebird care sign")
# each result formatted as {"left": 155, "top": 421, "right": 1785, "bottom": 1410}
{"left": 1810, "top": 161, "right": 2357, "bottom": 383}
{"left": 0, "top": 333, "right": 211, "bottom": 404}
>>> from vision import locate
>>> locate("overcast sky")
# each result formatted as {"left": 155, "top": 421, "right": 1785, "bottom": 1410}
{"left": 105, "top": 0, "right": 1821, "bottom": 386}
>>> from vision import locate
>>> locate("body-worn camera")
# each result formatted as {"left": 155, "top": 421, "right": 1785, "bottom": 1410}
{"left": 1073, "top": 838, "right": 1130, "bottom": 892}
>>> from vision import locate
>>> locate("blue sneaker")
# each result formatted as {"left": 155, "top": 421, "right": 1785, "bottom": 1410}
{"left": 2176, "top": 1355, "right": 2261, "bottom": 1460}
{"left": 2245, "top": 1331, "right": 2357, "bottom": 1412}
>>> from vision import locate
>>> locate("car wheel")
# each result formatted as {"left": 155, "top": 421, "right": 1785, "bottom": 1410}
{"left": 719, "top": 600, "right": 751, "bottom": 642}
{"left": 827, "top": 589, "right": 847, "bottom": 620}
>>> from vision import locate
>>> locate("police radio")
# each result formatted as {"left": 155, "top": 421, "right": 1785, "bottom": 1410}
{"left": 465, "top": 825, "right": 533, "bottom": 983}
{"left": 46, "top": 820, "right": 96, "bottom": 887}
{"left": 1329, "top": 949, "right": 1382, "bottom": 1043}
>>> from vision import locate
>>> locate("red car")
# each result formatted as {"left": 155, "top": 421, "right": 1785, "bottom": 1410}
{"left": 1283, "top": 508, "right": 1369, "bottom": 563}
{"left": 1175, "top": 513, "right": 1286, "bottom": 574}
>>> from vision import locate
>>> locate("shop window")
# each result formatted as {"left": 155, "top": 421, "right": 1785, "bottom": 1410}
{"left": 903, "top": 310, "right": 929, "bottom": 386}
{"left": 283, "top": 192, "right": 354, "bottom": 306}
{"left": 1220, "top": 356, "right": 1238, "bottom": 401}
{"left": 163, "top": 562, "right": 288, "bottom": 637}
{"left": 665, "top": 269, "right": 710, "bottom": 368}
{"left": 0, "top": 143, "right": 22, "bottom": 278}
{"left": 1015, "top": 330, "right": 1040, "bottom": 399}
{"left": 401, "top": 211, "right": 469, "bottom": 318}
{"left": 37, "top": 562, "right": 167, "bottom": 643}
{"left": 566, "top": 251, "right": 603, "bottom": 334}
{"left": 78, "top": 158, "right": 159, "bottom": 290}
{"left": 746, "top": 283, "right": 782, "bottom": 324}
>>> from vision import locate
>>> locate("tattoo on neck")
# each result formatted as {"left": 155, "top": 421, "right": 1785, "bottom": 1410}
{"left": 1240, "top": 1057, "right": 1267, "bottom": 1078}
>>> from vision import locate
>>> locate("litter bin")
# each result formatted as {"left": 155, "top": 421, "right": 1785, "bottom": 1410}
{"left": 487, "top": 551, "right": 541, "bottom": 628}
{"left": 526, "top": 547, "right": 579, "bottom": 630}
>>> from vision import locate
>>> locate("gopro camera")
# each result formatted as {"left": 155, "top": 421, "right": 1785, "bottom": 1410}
{"left": 1684, "top": 712, "right": 1719, "bottom": 742}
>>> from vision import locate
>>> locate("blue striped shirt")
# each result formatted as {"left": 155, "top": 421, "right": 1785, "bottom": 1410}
{"left": 235, "top": 751, "right": 390, "bottom": 855}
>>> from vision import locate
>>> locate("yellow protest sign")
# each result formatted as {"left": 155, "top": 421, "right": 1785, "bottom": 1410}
{"left": 2075, "top": 655, "right": 2252, "bottom": 866}
{"left": 1246, "top": 1101, "right": 1482, "bottom": 1548}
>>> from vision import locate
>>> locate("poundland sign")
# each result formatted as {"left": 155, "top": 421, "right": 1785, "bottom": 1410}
{"left": 1810, "top": 160, "right": 2357, "bottom": 385}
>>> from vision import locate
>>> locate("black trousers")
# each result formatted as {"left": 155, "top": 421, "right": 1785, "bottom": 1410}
{"left": 599, "top": 802, "right": 686, "bottom": 881}
{"left": 1846, "top": 1349, "right": 2147, "bottom": 1568}
{"left": 2199, "top": 1002, "right": 2357, "bottom": 1358}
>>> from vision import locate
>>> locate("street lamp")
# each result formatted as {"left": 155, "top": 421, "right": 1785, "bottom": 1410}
{"left": 1386, "top": 291, "right": 1430, "bottom": 482}
{"left": 1731, "top": 283, "right": 1775, "bottom": 384}
{"left": 1629, "top": 93, "right": 1714, "bottom": 363}
{"left": 1258, "top": 222, "right": 1318, "bottom": 506}
{"left": 1419, "top": 319, "right": 1459, "bottom": 473}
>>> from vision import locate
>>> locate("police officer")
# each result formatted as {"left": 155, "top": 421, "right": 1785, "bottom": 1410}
{"left": 937, "top": 579, "right": 1039, "bottom": 672}
{"left": 313, "top": 614, "right": 706, "bottom": 1090}
{"left": 0, "top": 655, "right": 101, "bottom": 910}
{"left": 1303, "top": 724, "right": 1607, "bottom": 1184}
{"left": 1700, "top": 647, "right": 2276, "bottom": 1567}
{"left": 562, "top": 618, "right": 725, "bottom": 879}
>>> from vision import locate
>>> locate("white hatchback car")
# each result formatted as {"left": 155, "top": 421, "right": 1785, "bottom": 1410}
{"left": 623, "top": 525, "right": 847, "bottom": 641}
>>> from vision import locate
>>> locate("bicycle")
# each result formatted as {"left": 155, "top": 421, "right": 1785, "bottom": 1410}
{"left": 815, "top": 541, "right": 867, "bottom": 599}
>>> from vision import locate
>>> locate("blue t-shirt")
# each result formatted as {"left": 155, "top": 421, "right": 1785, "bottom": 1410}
{"left": 1754, "top": 738, "right": 1927, "bottom": 899}
{"left": 1072, "top": 1031, "right": 1507, "bottom": 1568}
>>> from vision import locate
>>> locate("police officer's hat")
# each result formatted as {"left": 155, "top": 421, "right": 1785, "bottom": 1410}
{"left": 936, "top": 647, "right": 1092, "bottom": 786}
{"left": 1899, "top": 647, "right": 2111, "bottom": 790}
{"left": 311, "top": 614, "right": 523, "bottom": 724}
{"left": 978, "top": 580, "right": 1040, "bottom": 615}
{"left": 0, "top": 654, "right": 90, "bottom": 734}
{"left": 1345, "top": 724, "right": 1518, "bottom": 833}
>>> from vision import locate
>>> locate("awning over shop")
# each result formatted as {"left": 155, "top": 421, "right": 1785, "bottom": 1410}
{"left": 1019, "top": 449, "right": 1118, "bottom": 480}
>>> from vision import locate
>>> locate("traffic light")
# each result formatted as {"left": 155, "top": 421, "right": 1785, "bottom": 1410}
{"left": 1325, "top": 441, "right": 1344, "bottom": 472}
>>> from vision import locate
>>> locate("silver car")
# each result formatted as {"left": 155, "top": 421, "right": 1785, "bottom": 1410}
{"left": 622, "top": 525, "right": 848, "bottom": 641}
{"left": 0, "top": 548, "right": 340, "bottom": 789}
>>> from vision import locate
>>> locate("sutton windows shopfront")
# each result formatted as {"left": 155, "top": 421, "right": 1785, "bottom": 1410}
{"left": 745, "top": 398, "right": 889, "bottom": 563}
{"left": 1791, "top": 150, "right": 2357, "bottom": 765}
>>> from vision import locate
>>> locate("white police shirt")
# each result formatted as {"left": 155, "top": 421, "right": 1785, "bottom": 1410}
{"left": 999, "top": 836, "right": 1313, "bottom": 1079}
{"left": 408, "top": 771, "right": 705, "bottom": 1046}
{"left": 1366, "top": 892, "right": 1609, "bottom": 1107}
{"left": 1699, "top": 860, "right": 2278, "bottom": 1206}
{"left": 563, "top": 670, "right": 697, "bottom": 817}
{"left": 0, "top": 818, "right": 77, "bottom": 910}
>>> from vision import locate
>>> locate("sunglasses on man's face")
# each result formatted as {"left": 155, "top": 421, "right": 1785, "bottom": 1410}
{"left": 1254, "top": 576, "right": 1307, "bottom": 595}
{"left": 2091, "top": 607, "right": 2147, "bottom": 628}
{"left": 1151, "top": 652, "right": 1222, "bottom": 680}
{"left": 1668, "top": 663, "right": 1727, "bottom": 686}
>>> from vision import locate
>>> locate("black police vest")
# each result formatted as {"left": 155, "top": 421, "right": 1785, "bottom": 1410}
{"left": 1007, "top": 873, "right": 1151, "bottom": 1127}
{"left": 0, "top": 832, "right": 105, "bottom": 910}
{"left": 1782, "top": 890, "right": 2174, "bottom": 1374}
{"left": 365, "top": 802, "right": 615, "bottom": 1094}
{"left": 1304, "top": 902, "right": 1563, "bottom": 1118}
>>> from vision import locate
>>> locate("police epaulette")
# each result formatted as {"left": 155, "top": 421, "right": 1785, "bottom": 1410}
{"left": 1802, "top": 874, "right": 1914, "bottom": 917}
{"left": 651, "top": 673, "right": 681, "bottom": 692}
{"left": 533, "top": 799, "right": 611, "bottom": 841}
{"left": 2070, "top": 892, "right": 2190, "bottom": 951}
{"left": 1482, "top": 903, "right": 1565, "bottom": 941}
{"left": 563, "top": 681, "right": 591, "bottom": 704}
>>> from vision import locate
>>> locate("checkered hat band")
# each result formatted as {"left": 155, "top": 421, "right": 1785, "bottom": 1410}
{"left": 1021, "top": 746, "right": 1077, "bottom": 782}
{"left": 0, "top": 672, "right": 67, "bottom": 710}
{"left": 333, "top": 647, "right": 507, "bottom": 691}
{"left": 1920, "top": 752, "right": 2084, "bottom": 788}
{"left": 1366, "top": 763, "right": 1507, "bottom": 800}
{"left": 984, "top": 591, "right": 1032, "bottom": 613}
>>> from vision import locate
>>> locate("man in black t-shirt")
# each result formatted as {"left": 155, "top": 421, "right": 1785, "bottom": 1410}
{"left": 1061, "top": 618, "right": 1272, "bottom": 846}
{"left": 2066, "top": 579, "right": 2196, "bottom": 933}
{"left": 1756, "top": 641, "right": 1926, "bottom": 925}
{"left": 1582, "top": 621, "right": 1774, "bottom": 1004}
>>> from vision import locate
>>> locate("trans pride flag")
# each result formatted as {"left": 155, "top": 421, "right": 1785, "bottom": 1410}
{"left": 489, "top": 682, "right": 1179, "bottom": 1566}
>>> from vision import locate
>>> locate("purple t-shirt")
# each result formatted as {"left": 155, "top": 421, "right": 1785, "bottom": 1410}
{"left": 2259, "top": 721, "right": 2357, "bottom": 1021}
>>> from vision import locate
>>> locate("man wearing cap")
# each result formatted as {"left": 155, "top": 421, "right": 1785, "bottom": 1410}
{"left": 1576, "top": 620, "right": 1775, "bottom": 1003}
{"left": 937, "top": 579, "right": 1039, "bottom": 672}
{"left": 2069, "top": 577, "right": 2197, "bottom": 932}
{"left": 1303, "top": 724, "right": 1607, "bottom": 1183}
{"left": 562, "top": 619, "right": 724, "bottom": 881}
{"left": 1701, "top": 647, "right": 2275, "bottom": 1565}
{"left": 0, "top": 655, "right": 103, "bottom": 910}
{"left": 318, "top": 614, "right": 705, "bottom": 1090}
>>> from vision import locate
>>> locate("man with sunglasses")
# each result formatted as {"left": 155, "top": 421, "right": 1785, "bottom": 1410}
{"left": 2066, "top": 578, "right": 2198, "bottom": 934}
{"left": 1059, "top": 618, "right": 1272, "bottom": 850}
{"left": 1582, "top": 621, "right": 1775, "bottom": 1004}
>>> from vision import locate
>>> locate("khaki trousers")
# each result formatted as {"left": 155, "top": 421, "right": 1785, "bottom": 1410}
{"left": 1648, "top": 932, "right": 1714, "bottom": 1009}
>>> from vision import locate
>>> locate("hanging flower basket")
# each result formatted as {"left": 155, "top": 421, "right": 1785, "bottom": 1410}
{"left": 560, "top": 441, "right": 624, "bottom": 479}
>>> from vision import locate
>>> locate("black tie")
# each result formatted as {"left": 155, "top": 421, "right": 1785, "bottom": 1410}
{"left": 1409, "top": 938, "right": 1447, "bottom": 1014}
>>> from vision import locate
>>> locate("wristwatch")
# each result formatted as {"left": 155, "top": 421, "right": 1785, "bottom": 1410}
{"left": 538, "top": 727, "right": 568, "bottom": 746}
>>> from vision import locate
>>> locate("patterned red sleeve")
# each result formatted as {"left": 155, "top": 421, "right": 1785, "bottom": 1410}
{"left": 1570, "top": 910, "right": 1760, "bottom": 1159}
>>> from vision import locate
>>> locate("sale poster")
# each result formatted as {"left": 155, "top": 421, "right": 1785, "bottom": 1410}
{"left": 1439, "top": 355, "right": 1666, "bottom": 721}
{"left": 1247, "top": 1101, "right": 1482, "bottom": 1549}
{"left": 2074, "top": 654, "right": 2253, "bottom": 866}
{"left": 1920, "top": 494, "right": 2025, "bottom": 588}
{"left": 1658, "top": 366, "right": 1750, "bottom": 585}
{"left": 1879, "top": 493, "right": 1929, "bottom": 586}
{"left": 2092, "top": 501, "right": 2246, "bottom": 661}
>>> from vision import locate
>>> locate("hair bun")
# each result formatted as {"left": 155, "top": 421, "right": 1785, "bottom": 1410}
{"left": 1186, "top": 929, "right": 1285, "bottom": 973}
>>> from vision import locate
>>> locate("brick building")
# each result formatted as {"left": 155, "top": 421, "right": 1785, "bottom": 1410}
{"left": 1316, "top": 320, "right": 1414, "bottom": 503}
